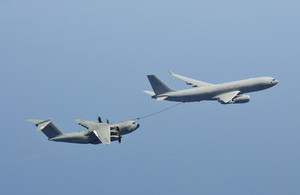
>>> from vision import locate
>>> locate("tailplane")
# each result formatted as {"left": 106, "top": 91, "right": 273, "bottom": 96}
{"left": 28, "top": 119, "right": 63, "bottom": 139}
{"left": 147, "top": 75, "right": 175, "bottom": 95}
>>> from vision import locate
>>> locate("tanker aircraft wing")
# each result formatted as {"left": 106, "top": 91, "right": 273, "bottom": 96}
{"left": 169, "top": 71, "right": 213, "bottom": 87}
{"left": 213, "top": 90, "right": 240, "bottom": 104}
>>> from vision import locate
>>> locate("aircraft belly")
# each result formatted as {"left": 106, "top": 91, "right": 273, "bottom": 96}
{"left": 50, "top": 134, "right": 90, "bottom": 144}
{"left": 169, "top": 89, "right": 216, "bottom": 102}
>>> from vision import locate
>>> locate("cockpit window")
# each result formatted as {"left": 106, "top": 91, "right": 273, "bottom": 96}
{"left": 133, "top": 122, "right": 136, "bottom": 124}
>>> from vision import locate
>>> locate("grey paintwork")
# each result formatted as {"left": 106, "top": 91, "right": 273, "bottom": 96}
{"left": 28, "top": 118, "right": 140, "bottom": 145}
{"left": 145, "top": 72, "right": 278, "bottom": 104}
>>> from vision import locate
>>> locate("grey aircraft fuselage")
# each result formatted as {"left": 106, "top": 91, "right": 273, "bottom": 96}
{"left": 51, "top": 120, "right": 139, "bottom": 144}
{"left": 164, "top": 77, "right": 278, "bottom": 102}
{"left": 28, "top": 119, "right": 140, "bottom": 145}
{"left": 145, "top": 73, "right": 278, "bottom": 104}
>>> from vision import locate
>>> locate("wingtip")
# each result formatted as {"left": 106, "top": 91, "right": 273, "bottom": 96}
{"left": 169, "top": 71, "right": 174, "bottom": 75}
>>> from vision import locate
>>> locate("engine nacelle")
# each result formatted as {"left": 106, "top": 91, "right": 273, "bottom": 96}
{"left": 232, "top": 95, "right": 250, "bottom": 104}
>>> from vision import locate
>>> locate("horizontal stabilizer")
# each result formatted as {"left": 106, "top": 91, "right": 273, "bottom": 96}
{"left": 28, "top": 119, "right": 63, "bottom": 139}
{"left": 157, "top": 96, "right": 168, "bottom": 101}
{"left": 143, "top": 90, "right": 155, "bottom": 96}
{"left": 27, "top": 119, "right": 44, "bottom": 125}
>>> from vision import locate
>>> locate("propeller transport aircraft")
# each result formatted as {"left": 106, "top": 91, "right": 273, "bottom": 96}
{"left": 28, "top": 117, "right": 140, "bottom": 145}
{"left": 144, "top": 72, "right": 278, "bottom": 104}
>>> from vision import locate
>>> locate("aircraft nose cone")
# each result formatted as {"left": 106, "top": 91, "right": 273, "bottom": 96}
{"left": 271, "top": 78, "right": 278, "bottom": 85}
{"left": 136, "top": 123, "right": 140, "bottom": 129}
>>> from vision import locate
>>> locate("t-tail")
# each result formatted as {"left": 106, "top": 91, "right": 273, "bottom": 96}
{"left": 28, "top": 119, "right": 63, "bottom": 139}
{"left": 144, "top": 75, "right": 175, "bottom": 101}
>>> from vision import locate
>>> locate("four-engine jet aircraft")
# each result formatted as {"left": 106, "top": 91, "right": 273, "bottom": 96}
{"left": 28, "top": 117, "right": 140, "bottom": 145}
{"left": 144, "top": 72, "right": 278, "bottom": 104}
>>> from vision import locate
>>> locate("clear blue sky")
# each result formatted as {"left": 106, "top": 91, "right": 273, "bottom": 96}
{"left": 1, "top": 0, "right": 299, "bottom": 194}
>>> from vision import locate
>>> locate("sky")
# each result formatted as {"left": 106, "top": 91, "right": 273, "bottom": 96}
{"left": 0, "top": 0, "right": 299, "bottom": 194}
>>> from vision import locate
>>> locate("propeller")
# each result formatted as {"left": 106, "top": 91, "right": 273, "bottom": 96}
{"left": 98, "top": 116, "right": 102, "bottom": 123}
{"left": 116, "top": 127, "right": 122, "bottom": 144}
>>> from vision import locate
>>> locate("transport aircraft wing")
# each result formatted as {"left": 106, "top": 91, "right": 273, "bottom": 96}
{"left": 169, "top": 71, "right": 213, "bottom": 87}
{"left": 214, "top": 90, "right": 240, "bottom": 104}
{"left": 75, "top": 120, "right": 111, "bottom": 145}
{"left": 91, "top": 124, "right": 111, "bottom": 145}
{"left": 75, "top": 119, "right": 96, "bottom": 129}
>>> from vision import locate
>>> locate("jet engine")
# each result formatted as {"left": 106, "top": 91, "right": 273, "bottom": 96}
{"left": 232, "top": 95, "right": 250, "bottom": 104}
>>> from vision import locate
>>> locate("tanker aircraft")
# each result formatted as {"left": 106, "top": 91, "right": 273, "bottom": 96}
{"left": 28, "top": 117, "right": 140, "bottom": 145}
{"left": 144, "top": 71, "right": 278, "bottom": 104}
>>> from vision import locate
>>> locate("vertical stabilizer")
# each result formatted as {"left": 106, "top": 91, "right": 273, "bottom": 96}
{"left": 147, "top": 75, "right": 175, "bottom": 95}
{"left": 28, "top": 119, "right": 63, "bottom": 139}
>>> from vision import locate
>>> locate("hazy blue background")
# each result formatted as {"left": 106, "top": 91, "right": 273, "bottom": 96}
{"left": 1, "top": 0, "right": 299, "bottom": 194}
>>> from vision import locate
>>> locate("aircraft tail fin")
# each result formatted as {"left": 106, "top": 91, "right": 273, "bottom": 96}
{"left": 147, "top": 75, "right": 175, "bottom": 95}
{"left": 28, "top": 119, "right": 63, "bottom": 139}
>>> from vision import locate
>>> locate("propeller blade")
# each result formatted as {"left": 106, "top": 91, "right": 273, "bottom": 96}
{"left": 116, "top": 127, "right": 121, "bottom": 144}
{"left": 98, "top": 116, "right": 102, "bottom": 123}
